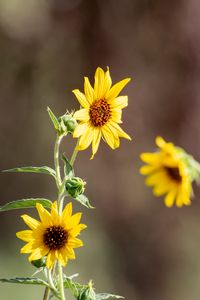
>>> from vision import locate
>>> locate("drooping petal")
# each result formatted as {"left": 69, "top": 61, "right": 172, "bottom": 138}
{"left": 72, "top": 89, "right": 90, "bottom": 108}
{"left": 91, "top": 128, "right": 102, "bottom": 159}
{"left": 164, "top": 189, "right": 177, "bottom": 207}
{"left": 55, "top": 249, "right": 68, "bottom": 266}
{"left": 101, "top": 126, "right": 117, "bottom": 149}
{"left": 109, "top": 121, "right": 131, "bottom": 140}
{"left": 73, "top": 109, "right": 90, "bottom": 122}
{"left": 46, "top": 251, "right": 56, "bottom": 269}
{"left": 21, "top": 215, "right": 40, "bottom": 230}
{"left": 65, "top": 246, "right": 75, "bottom": 259}
{"left": 106, "top": 78, "right": 131, "bottom": 100}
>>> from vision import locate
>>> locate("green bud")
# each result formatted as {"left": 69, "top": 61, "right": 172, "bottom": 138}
{"left": 58, "top": 114, "right": 77, "bottom": 134}
{"left": 65, "top": 177, "right": 86, "bottom": 198}
{"left": 78, "top": 281, "right": 96, "bottom": 300}
{"left": 31, "top": 257, "right": 46, "bottom": 268}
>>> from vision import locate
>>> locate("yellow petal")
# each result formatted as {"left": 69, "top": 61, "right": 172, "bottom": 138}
{"left": 109, "top": 96, "right": 128, "bottom": 109}
{"left": 164, "top": 190, "right": 177, "bottom": 207}
{"left": 66, "top": 213, "right": 82, "bottom": 230}
{"left": 106, "top": 78, "right": 131, "bottom": 100}
{"left": 28, "top": 246, "right": 48, "bottom": 262}
{"left": 94, "top": 67, "right": 105, "bottom": 100}
{"left": 145, "top": 171, "right": 166, "bottom": 186}
{"left": 72, "top": 89, "right": 90, "bottom": 108}
{"left": 73, "top": 109, "right": 90, "bottom": 122}
{"left": 46, "top": 251, "right": 56, "bottom": 269}
{"left": 20, "top": 241, "right": 35, "bottom": 253}
{"left": 62, "top": 202, "right": 72, "bottom": 221}
{"left": 139, "top": 165, "right": 159, "bottom": 175}
{"left": 55, "top": 249, "right": 68, "bottom": 266}
{"left": 155, "top": 136, "right": 167, "bottom": 149}
{"left": 102, "top": 126, "right": 118, "bottom": 149}
{"left": 36, "top": 203, "right": 52, "bottom": 227}
{"left": 84, "top": 77, "right": 94, "bottom": 104}
{"left": 109, "top": 121, "right": 131, "bottom": 140}
{"left": 111, "top": 109, "right": 122, "bottom": 123}
{"left": 21, "top": 214, "right": 40, "bottom": 230}
{"left": 103, "top": 67, "right": 112, "bottom": 95}
{"left": 76, "top": 126, "right": 93, "bottom": 151}
{"left": 140, "top": 153, "right": 161, "bottom": 164}
{"left": 51, "top": 201, "right": 60, "bottom": 225}
{"left": 65, "top": 246, "right": 75, "bottom": 259}
{"left": 68, "top": 224, "right": 87, "bottom": 237}
{"left": 16, "top": 230, "right": 33, "bottom": 242}
{"left": 67, "top": 237, "right": 84, "bottom": 248}
{"left": 91, "top": 128, "right": 102, "bottom": 159}
{"left": 73, "top": 122, "right": 89, "bottom": 138}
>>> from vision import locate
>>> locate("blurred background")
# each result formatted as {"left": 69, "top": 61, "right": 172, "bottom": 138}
{"left": 1, "top": 0, "right": 200, "bottom": 299}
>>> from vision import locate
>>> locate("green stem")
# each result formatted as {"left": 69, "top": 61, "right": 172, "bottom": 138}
{"left": 70, "top": 140, "right": 79, "bottom": 166}
{"left": 54, "top": 134, "right": 63, "bottom": 188}
{"left": 58, "top": 262, "right": 66, "bottom": 300}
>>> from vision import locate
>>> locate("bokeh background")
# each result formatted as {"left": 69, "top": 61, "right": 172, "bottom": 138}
{"left": 1, "top": 0, "right": 200, "bottom": 299}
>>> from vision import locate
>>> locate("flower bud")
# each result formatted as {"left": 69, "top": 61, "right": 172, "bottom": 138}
{"left": 59, "top": 114, "right": 77, "bottom": 134}
{"left": 78, "top": 281, "right": 96, "bottom": 300}
{"left": 31, "top": 257, "right": 46, "bottom": 268}
{"left": 65, "top": 177, "right": 86, "bottom": 198}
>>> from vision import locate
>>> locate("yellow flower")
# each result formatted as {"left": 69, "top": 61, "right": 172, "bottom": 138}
{"left": 140, "top": 137, "right": 192, "bottom": 207}
{"left": 73, "top": 67, "right": 131, "bottom": 158}
{"left": 16, "top": 201, "right": 87, "bottom": 269}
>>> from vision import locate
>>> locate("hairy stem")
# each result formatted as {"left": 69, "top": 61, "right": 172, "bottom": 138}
{"left": 58, "top": 262, "right": 66, "bottom": 300}
{"left": 70, "top": 140, "right": 79, "bottom": 166}
{"left": 54, "top": 134, "right": 63, "bottom": 188}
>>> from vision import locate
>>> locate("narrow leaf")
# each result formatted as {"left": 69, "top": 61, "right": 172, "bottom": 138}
{"left": 62, "top": 154, "right": 74, "bottom": 177}
{"left": 75, "top": 194, "right": 94, "bottom": 209}
{"left": 0, "top": 277, "right": 49, "bottom": 287}
{"left": 96, "top": 293, "right": 124, "bottom": 300}
{"left": 47, "top": 107, "right": 60, "bottom": 131}
{"left": 0, "top": 198, "right": 52, "bottom": 212}
{"left": 3, "top": 166, "right": 56, "bottom": 178}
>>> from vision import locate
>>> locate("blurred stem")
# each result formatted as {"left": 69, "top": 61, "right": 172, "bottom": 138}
{"left": 70, "top": 140, "right": 79, "bottom": 166}
{"left": 43, "top": 287, "right": 50, "bottom": 300}
{"left": 58, "top": 262, "right": 66, "bottom": 300}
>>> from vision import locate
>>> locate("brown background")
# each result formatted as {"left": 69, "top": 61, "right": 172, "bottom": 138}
{"left": 1, "top": 0, "right": 200, "bottom": 299}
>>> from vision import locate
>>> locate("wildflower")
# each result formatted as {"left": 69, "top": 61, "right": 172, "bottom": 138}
{"left": 140, "top": 136, "right": 193, "bottom": 207}
{"left": 16, "top": 201, "right": 86, "bottom": 269}
{"left": 73, "top": 67, "right": 131, "bottom": 158}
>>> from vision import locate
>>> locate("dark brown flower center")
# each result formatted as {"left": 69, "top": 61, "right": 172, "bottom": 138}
{"left": 43, "top": 226, "right": 68, "bottom": 250}
{"left": 165, "top": 167, "right": 182, "bottom": 183}
{"left": 89, "top": 99, "right": 111, "bottom": 127}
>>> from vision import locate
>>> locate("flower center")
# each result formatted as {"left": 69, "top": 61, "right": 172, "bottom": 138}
{"left": 43, "top": 226, "right": 68, "bottom": 250}
{"left": 165, "top": 167, "right": 182, "bottom": 183}
{"left": 89, "top": 99, "right": 111, "bottom": 127}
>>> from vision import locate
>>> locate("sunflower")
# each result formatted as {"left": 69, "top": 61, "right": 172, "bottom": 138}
{"left": 140, "top": 137, "right": 192, "bottom": 207}
{"left": 16, "top": 201, "right": 86, "bottom": 269}
{"left": 73, "top": 67, "right": 131, "bottom": 158}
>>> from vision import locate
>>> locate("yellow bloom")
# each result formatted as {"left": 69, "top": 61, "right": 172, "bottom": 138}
{"left": 16, "top": 201, "right": 87, "bottom": 269}
{"left": 140, "top": 137, "right": 192, "bottom": 207}
{"left": 73, "top": 67, "right": 131, "bottom": 158}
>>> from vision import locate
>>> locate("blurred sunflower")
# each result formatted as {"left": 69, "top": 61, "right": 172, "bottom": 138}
{"left": 16, "top": 201, "right": 86, "bottom": 269}
{"left": 140, "top": 137, "right": 192, "bottom": 207}
{"left": 73, "top": 67, "right": 131, "bottom": 158}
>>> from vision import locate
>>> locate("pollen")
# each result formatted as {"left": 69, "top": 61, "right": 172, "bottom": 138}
{"left": 43, "top": 226, "right": 68, "bottom": 250}
{"left": 89, "top": 99, "right": 111, "bottom": 127}
{"left": 165, "top": 167, "right": 182, "bottom": 183}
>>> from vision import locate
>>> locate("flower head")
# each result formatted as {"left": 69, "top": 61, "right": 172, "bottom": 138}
{"left": 73, "top": 67, "right": 131, "bottom": 158}
{"left": 140, "top": 137, "right": 193, "bottom": 207}
{"left": 16, "top": 201, "right": 86, "bottom": 269}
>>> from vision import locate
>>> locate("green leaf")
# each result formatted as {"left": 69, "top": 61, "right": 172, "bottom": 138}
{"left": 75, "top": 194, "right": 94, "bottom": 209}
{"left": 0, "top": 277, "right": 49, "bottom": 287}
{"left": 3, "top": 166, "right": 56, "bottom": 178}
{"left": 63, "top": 274, "right": 86, "bottom": 298}
{"left": 96, "top": 293, "right": 124, "bottom": 300}
{"left": 0, "top": 198, "right": 52, "bottom": 212}
{"left": 62, "top": 154, "right": 74, "bottom": 177}
{"left": 47, "top": 107, "right": 60, "bottom": 132}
